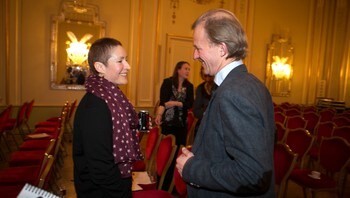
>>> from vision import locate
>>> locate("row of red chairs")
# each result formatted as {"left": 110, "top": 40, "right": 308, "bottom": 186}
{"left": 0, "top": 100, "right": 35, "bottom": 153}
{"left": 132, "top": 126, "right": 192, "bottom": 197}
{"left": 275, "top": 134, "right": 350, "bottom": 198}
{"left": 274, "top": 104, "right": 350, "bottom": 197}
{"left": 0, "top": 101, "right": 74, "bottom": 197}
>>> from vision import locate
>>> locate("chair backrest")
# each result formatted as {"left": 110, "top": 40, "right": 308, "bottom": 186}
{"left": 155, "top": 134, "right": 177, "bottom": 190}
{"left": 169, "top": 145, "right": 192, "bottom": 196}
{"left": 282, "top": 128, "right": 314, "bottom": 169}
{"left": 302, "top": 111, "right": 320, "bottom": 135}
{"left": 144, "top": 126, "right": 163, "bottom": 172}
{"left": 186, "top": 116, "right": 198, "bottom": 146}
{"left": 0, "top": 105, "right": 12, "bottom": 124}
{"left": 314, "top": 121, "right": 335, "bottom": 144}
{"left": 286, "top": 115, "right": 307, "bottom": 130}
{"left": 187, "top": 111, "right": 195, "bottom": 132}
{"left": 332, "top": 116, "right": 350, "bottom": 127}
{"left": 332, "top": 126, "right": 350, "bottom": 143}
{"left": 275, "top": 122, "right": 287, "bottom": 142}
{"left": 67, "top": 99, "right": 77, "bottom": 121}
{"left": 274, "top": 106, "right": 284, "bottom": 113}
{"left": 274, "top": 112, "right": 287, "bottom": 125}
{"left": 25, "top": 99, "right": 35, "bottom": 121}
{"left": 280, "top": 102, "right": 291, "bottom": 110}
{"left": 16, "top": 102, "right": 28, "bottom": 125}
{"left": 303, "top": 105, "right": 317, "bottom": 113}
{"left": 37, "top": 155, "right": 55, "bottom": 189}
{"left": 319, "top": 108, "right": 336, "bottom": 122}
{"left": 318, "top": 137, "right": 350, "bottom": 175}
{"left": 145, "top": 126, "right": 162, "bottom": 160}
{"left": 274, "top": 143, "right": 297, "bottom": 198}
{"left": 285, "top": 108, "right": 301, "bottom": 117}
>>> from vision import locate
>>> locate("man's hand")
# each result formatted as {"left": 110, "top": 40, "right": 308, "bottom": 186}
{"left": 176, "top": 147, "right": 194, "bottom": 177}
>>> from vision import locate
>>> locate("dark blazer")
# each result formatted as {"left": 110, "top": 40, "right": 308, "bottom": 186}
{"left": 182, "top": 65, "right": 275, "bottom": 197}
{"left": 73, "top": 93, "right": 132, "bottom": 198}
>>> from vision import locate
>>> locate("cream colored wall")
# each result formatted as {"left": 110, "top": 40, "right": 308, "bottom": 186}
{"left": 250, "top": 0, "right": 311, "bottom": 104}
{"left": 19, "top": 0, "right": 132, "bottom": 106}
{"left": 1, "top": 0, "right": 349, "bottom": 128}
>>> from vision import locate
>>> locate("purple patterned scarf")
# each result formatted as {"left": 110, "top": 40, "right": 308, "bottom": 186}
{"left": 85, "top": 74, "right": 143, "bottom": 178}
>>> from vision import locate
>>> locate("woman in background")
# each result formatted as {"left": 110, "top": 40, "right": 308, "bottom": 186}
{"left": 73, "top": 37, "right": 142, "bottom": 198}
{"left": 193, "top": 67, "right": 215, "bottom": 138}
{"left": 155, "top": 61, "right": 194, "bottom": 147}
{"left": 154, "top": 61, "right": 194, "bottom": 190}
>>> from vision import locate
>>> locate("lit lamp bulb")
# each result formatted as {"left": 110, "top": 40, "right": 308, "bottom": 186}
{"left": 271, "top": 56, "right": 292, "bottom": 79}
{"left": 66, "top": 31, "right": 93, "bottom": 65}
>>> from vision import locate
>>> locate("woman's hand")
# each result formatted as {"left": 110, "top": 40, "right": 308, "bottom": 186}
{"left": 154, "top": 114, "right": 162, "bottom": 125}
{"left": 165, "top": 101, "right": 182, "bottom": 108}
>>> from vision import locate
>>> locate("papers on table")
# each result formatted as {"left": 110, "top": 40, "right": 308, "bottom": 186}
{"left": 27, "top": 133, "right": 50, "bottom": 139}
{"left": 132, "top": 171, "right": 155, "bottom": 191}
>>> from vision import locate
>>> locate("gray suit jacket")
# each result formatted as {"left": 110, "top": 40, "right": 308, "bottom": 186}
{"left": 182, "top": 65, "right": 275, "bottom": 197}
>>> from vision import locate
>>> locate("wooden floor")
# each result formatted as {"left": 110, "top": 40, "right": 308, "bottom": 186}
{"left": 1, "top": 132, "right": 349, "bottom": 198}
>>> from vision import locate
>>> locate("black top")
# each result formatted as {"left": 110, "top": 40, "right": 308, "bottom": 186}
{"left": 159, "top": 77, "right": 194, "bottom": 127}
{"left": 73, "top": 93, "right": 131, "bottom": 198}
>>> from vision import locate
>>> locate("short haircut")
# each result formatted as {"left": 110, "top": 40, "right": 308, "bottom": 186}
{"left": 192, "top": 9, "right": 248, "bottom": 60}
{"left": 88, "top": 37, "right": 122, "bottom": 75}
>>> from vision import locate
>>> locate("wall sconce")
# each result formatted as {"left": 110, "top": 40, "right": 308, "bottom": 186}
{"left": 65, "top": 31, "right": 92, "bottom": 66}
{"left": 266, "top": 34, "right": 294, "bottom": 97}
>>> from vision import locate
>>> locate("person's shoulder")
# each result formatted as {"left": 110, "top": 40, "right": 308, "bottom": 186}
{"left": 162, "top": 77, "right": 173, "bottom": 85}
{"left": 164, "top": 77, "right": 172, "bottom": 82}
{"left": 79, "top": 92, "right": 107, "bottom": 109}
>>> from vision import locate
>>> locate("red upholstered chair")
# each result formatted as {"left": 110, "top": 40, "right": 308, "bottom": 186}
{"left": 187, "top": 111, "right": 195, "bottom": 133}
{"left": 332, "top": 126, "right": 350, "bottom": 143}
{"left": 285, "top": 108, "right": 302, "bottom": 117}
{"left": 280, "top": 102, "right": 292, "bottom": 110}
{"left": 2, "top": 102, "right": 28, "bottom": 147}
{"left": 133, "top": 135, "right": 177, "bottom": 197}
{"left": 0, "top": 154, "right": 54, "bottom": 187}
{"left": 332, "top": 116, "right": 350, "bottom": 127}
{"left": 303, "top": 112, "right": 320, "bottom": 135}
{"left": 289, "top": 137, "right": 350, "bottom": 198}
{"left": 133, "top": 126, "right": 163, "bottom": 172}
{"left": 274, "top": 106, "right": 284, "bottom": 113}
{"left": 319, "top": 108, "right": 336, "bottom": 123}
{"left": 275, "top": 122, "right": 287, "bottom": 142}
{"left": 8, "top": 138, "right": 56, "bottom": 167}
{"left": 133, "top": 134, "right": 177, "bottom": 191}
{"left": 0, "top": 185, "right": 25, "bottom": 198}
{"left": 303, "top": 106, "right": 318, "bottom": 114}
{"left": 313, "top": 121, "right": 336, "bottom": 144}
{"left": 169, "top": 145, "right": 192, "bottom": 197}
{"left": 155, "top": 134, "right": 178, "bottom": 190}
{"left": 186, "top": 117, "right": 198, "bottom": 146}
{"left": 47, "top": 99, "right": 77, "bottom": 135}
{"left": 308, "top": 121, "right": 336, "bottom": 167}
{"left": 0, "top": 160, "right": 56, "bottom": 198}
{"left": 274, "top": 112, "right": 287, "bottom": 126}
{"left": 286, "top": 115, "right": 307, "bottom": 130}
{"left": 19, "top": 138, "right": 55, "bottom": 151}
{"left": 132, "top": 189, "right": 173, "bottom": 198}
{"left": 0, "top": 105, "right": 13, "bottom": 152}
{"left": 274, "top": 143, "right": 297, "bottom": 198}
{"left": 282, "top": 128, "right": 314, "bottom": 170}
{"left": 34, "top": 101, "right": 69, "bottom": 129}
{"left": 24, "top": 99, "right": 35, "bottom": 133}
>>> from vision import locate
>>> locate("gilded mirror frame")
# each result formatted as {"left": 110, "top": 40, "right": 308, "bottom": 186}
{"left": 50, "top": 0, "right": 105, "bottom": 90}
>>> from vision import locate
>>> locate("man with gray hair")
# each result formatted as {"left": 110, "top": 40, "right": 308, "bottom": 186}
{"left": 176, "top": 9, "right": 275, "bottom": 197}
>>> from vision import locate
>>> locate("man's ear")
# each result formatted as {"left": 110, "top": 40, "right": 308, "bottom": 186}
{"left": 94, "top": 62, "right": 105, "bottom": 74}
{"left": 219, "top": 42, "right": 228, "bottom": 57}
